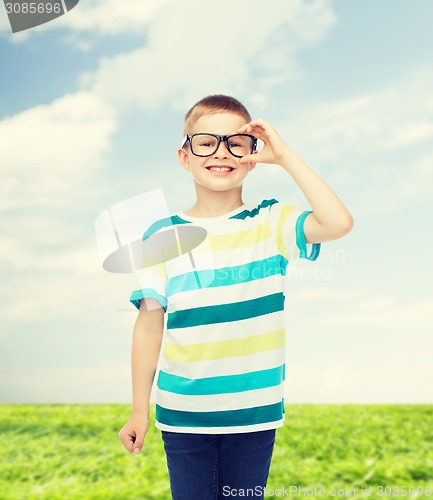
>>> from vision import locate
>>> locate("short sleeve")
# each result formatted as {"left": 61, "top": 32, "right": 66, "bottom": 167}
{"left": 130, "top": 261, "right": 168, "bottom": 312}
{"left": 129, "top": 230, "right": 168, "bottom": 312}
{"left": 269, "top": 200, "right": 321, "bottom": 262}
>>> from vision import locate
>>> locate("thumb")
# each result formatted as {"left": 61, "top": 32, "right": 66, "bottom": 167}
{"left": 239, "top": 154, "right": 257, "bottom": 164}
{"left": 133, "top": 432, "right": 145, "bottom": 454}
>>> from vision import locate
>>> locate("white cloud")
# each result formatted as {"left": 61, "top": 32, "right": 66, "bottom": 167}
{"left": 413, "top": 152, "right": 433, "bottom": 173}
{"left": 295, "top": 286, "right": 366, "bottom": 301}
{"left": 61, "top": 0, "right": 172, "bottom": 35}
{"left": 0, "top": 90, "right": 117, "bottom": 211}
{"left": 285, "top": 359, "right": 433, "bottom": 403}
{"left": 357, "top": 297, "right": 396, "bottom": 310}
{"left": 0, "top": 90, "right": 121, "bottom": 331}
{"left": 1, "top": 90, "right": 115, "bottom": 170}
{"left": 0, "top": 362, "right": 131, "bottom": 403}
{"left": 306, "top": 298, "right": 433, "bottom": 327}
{"left": 273, "top": 65, "right": 433, "bottom": 215}
{"left": 384, "top": 120, "right": 433, "bottom": 148}
{"left": 0, "top": 0, "right": 173, "bottom": 44}
{"left": 78, "top": 0, "right": 336, "bottom": 113}
{"left": 0, "top": 242, "right": 139, "bottom": 330}
{"left": 280, "top": 67, "right": 433, "bottom": 160}
{"left": 0, "top": 15, "right": 10, "bottom": 33}
{"left": 284, "top": 285, "right": 433, "bottom": 328}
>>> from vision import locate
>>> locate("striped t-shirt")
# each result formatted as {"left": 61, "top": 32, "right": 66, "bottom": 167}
{"left": 130, "top": 198, "right": 321, "bottom": 434}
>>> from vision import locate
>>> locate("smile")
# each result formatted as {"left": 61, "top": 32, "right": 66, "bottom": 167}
{"left": 206, "top": 166, "right": 235, "bottom": 175}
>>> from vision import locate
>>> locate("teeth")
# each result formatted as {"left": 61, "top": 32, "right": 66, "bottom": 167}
{"left": 208, "top": 167, "right": 233, "bottom": 172}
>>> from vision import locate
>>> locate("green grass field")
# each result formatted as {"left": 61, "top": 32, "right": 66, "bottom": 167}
{"left": 1, "top": 404, "right": 432, "bottom": 499}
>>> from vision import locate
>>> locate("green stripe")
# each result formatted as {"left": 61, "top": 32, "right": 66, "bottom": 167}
{"left": 167, "top": 292, "right": 285, "bottom": 329}
{"left": 142, "top": 214, "right": 190, "bottom": 240}
{"left": 296, "top": 210, "right": 321, "bottom": 261}
{"left": 130, "top": 289, "right": 167, "bottom": 311}
{"left": 166, "top": 255, "right": 284, "bottom": 297}
{"left": 156, "top": 401, "right": 284, "bottom": 428}
{"left": 157, "top": 364, "right": 284, "bottom": 395}
{"left": 143, "top": 199, "right": 276, "bottom": 239}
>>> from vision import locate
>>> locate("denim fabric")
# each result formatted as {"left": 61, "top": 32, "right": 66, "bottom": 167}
{"left": 161, "top": 428, "right": 276, "bottom": 499}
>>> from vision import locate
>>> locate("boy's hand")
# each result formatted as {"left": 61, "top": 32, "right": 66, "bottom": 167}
{"left": 237, "top": 118, "right": 291, "bottom": 166}
{"left": 118, "top": 413, "right": 149, "bottom": 454}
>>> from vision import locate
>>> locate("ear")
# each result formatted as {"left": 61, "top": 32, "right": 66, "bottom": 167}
{"left": 178, "top": 148, "right": 190, "bottom": 170}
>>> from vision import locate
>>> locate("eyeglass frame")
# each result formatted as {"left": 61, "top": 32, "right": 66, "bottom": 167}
{"left": 180, "top": 133, "right": 258, "bottom": 158}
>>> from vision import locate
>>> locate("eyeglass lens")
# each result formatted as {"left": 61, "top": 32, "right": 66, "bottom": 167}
{"left": 190, "top": 134, "right": 254, "bottom": 157}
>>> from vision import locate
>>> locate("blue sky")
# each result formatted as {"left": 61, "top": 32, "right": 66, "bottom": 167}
{"left": 1, "top": 0, "right": 432, "bottom": 405}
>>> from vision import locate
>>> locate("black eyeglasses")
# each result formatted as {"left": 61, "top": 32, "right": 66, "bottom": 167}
{"left": 181, "top": 133, "right": 257, "bottom": 158}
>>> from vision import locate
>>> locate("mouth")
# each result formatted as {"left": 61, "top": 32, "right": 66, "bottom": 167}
{"left": 205, "top": 166, "right": 235, "bottom": 175}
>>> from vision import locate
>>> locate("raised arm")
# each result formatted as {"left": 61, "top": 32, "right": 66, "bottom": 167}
{"left": 237, "top": 118, "right": 354, "bottom": 244}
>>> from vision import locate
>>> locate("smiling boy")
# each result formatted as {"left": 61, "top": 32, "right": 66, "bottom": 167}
{"left": 119, "top": 94, "right": 353, "bottom": 499}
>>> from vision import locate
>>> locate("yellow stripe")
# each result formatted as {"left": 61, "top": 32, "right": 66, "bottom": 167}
{"left": 203, "top": 221, "right": 273, "bottom": 253}
{"left": 164, "top": 329, "right": 286, "bottom": 362}
{"left": 275, "top": 205, "right": 297, "bottom": 259}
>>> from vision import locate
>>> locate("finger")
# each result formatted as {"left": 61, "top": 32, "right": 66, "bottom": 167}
{"left": 125, "top": 431, "right": 135, "bottom": 452}
{"left": 133, "top": 432, "right": 145, "bottom": 454}
{"left": 244, "top": 120, "right": 268, "bottom": 131}
{"left": 238, "top": 121, "right": 266, "bottom": 133}
{"left": 118, "top": 430, "right": 128, "bottom": 449}
{"left": 238, "top": 126, "right": 266, "bottom": 142}
{"left": 249, "top": 129, "right": 268, "bottom": 142}
{"left": 240, "top": 154, "right": 259, "bottom": 164}
{"left": 119, "top": 430, "right": 135, "bottom": 452}
{"left": 246, "top": 125, "right": 265, "bottom": 135}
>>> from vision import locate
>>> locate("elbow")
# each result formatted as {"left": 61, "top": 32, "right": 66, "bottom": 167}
{"left": 339, "top": 214, "right": 354, "bottom": 236}
{"left": 326, "top": 215, "right": 354, "bottom": 239}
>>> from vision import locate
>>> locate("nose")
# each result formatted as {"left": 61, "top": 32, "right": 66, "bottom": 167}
{"left": 213, "top": 139, "right": 230, "bottom": 158}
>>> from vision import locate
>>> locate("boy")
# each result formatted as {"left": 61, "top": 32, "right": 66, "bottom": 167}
{"left": 118, "top": 95, "right": 353, "bottom": 499}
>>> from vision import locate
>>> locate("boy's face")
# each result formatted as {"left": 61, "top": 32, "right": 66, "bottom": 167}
{"left": 178, "top": 112, "right": 258, "bottom": 192}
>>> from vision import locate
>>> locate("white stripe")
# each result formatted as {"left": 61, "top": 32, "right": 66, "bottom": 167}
{"left": 156, "top": 383, "right": 284, "bottom": 412}
{"left": 166, "top": 237, "right": 279, "bottom": 300}
{"left": 164, "top": 309, "right": 284, "bottom": 345}
{"left": 168, "top": 272, "right": 285, "bottom": 317}
{"left": 155, "top": 417, "right": 285, "bottom": 435}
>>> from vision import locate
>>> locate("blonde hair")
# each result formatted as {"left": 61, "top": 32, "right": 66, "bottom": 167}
{"left": 183, "top": 94, "right": 252, "bottom": 138}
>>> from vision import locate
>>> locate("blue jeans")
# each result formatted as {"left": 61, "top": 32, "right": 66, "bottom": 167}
{"left": 161, "top": 428, "right": 276, "bottom": 499}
